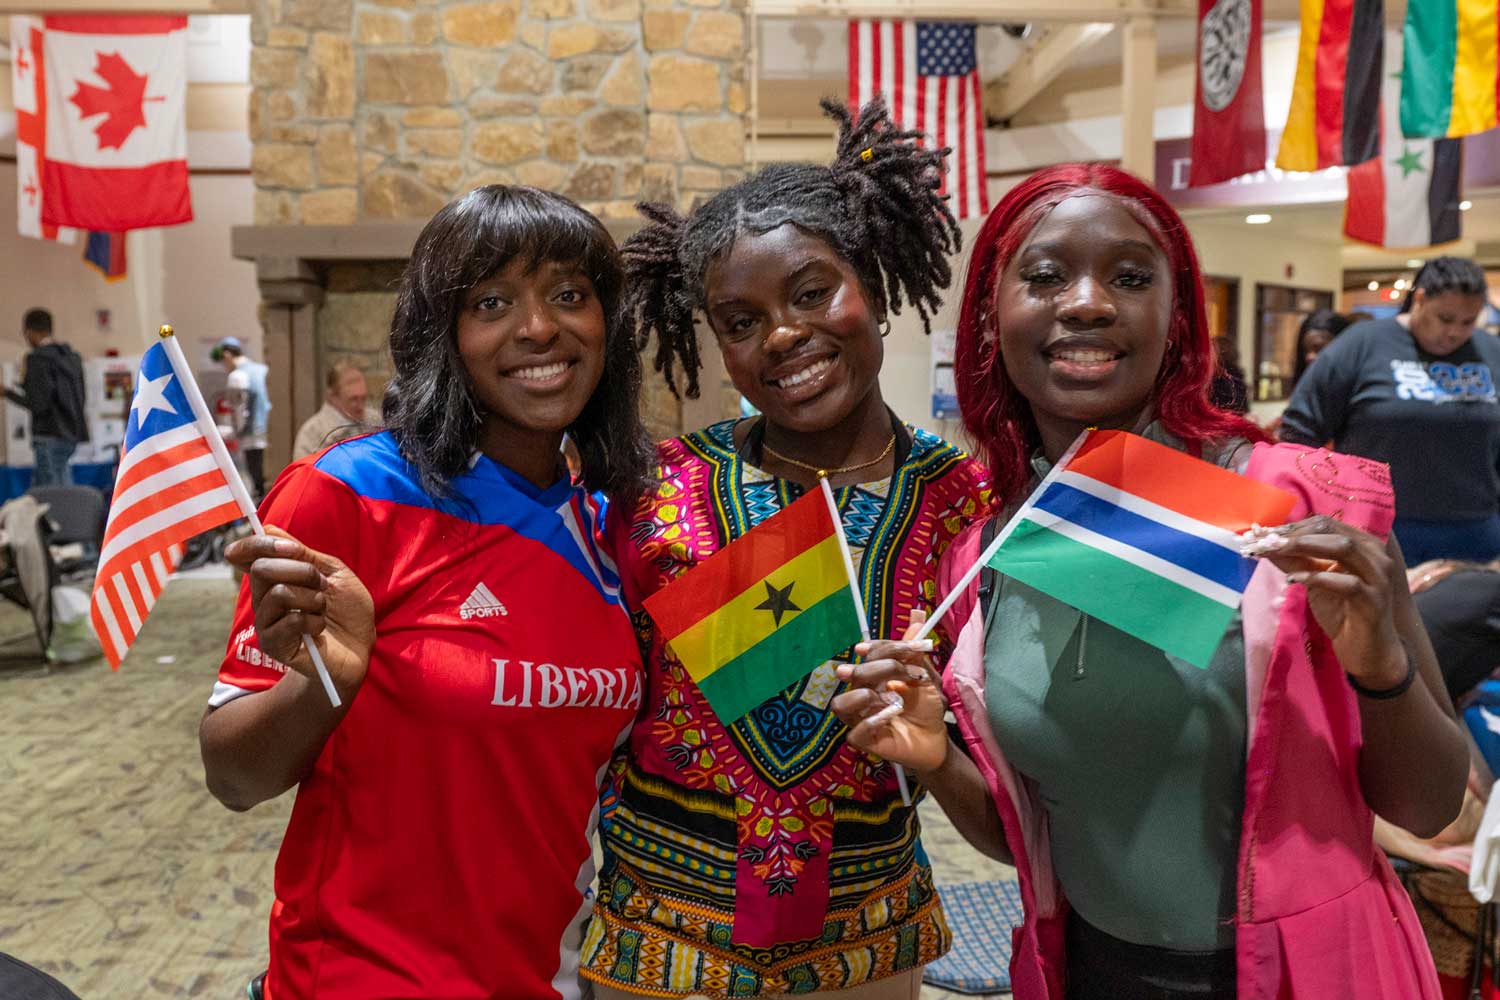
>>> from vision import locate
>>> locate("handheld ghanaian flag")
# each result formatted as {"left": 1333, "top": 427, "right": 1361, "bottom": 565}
{"left": 644, "top": 484, "right": 865, "bottom": 724}
{"left": 1401, "top": 0, "right": 1499, "bottom": 140}
{"left": 983, "top": 430, "right": 1297, "bottom": 668}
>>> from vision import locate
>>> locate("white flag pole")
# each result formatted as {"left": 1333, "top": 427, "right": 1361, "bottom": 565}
{"left": 820, "top": 476, "right": 912, "bottom": 807}
{"left": 911, "top": 428, "right": 1095, "bottom": 644}
{"left": 157, "top": 325, "right": 342, "bottom": 708}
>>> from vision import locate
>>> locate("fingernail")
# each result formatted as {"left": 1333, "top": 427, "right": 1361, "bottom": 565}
{"left": 854, "top": 642, "right": 871, "bottom": 655}
{"left": 835, "top": 664, "right": 853, "bottom": 679}
{"left": 907, "top": 667, "right": 926, "bottom": 681}
{"left": 908, "top": 640, "right": 934, "bottom": 653}
{"left": 272, "top": 538, "right": 299, "bottom": 555}
{"left": 1288, "top": 572, "right": 1307, "bottom": 585}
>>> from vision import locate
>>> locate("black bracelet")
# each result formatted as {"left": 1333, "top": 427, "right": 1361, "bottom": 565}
{"left": 1347, "top": 646, "right": 1417, "bottom": 700}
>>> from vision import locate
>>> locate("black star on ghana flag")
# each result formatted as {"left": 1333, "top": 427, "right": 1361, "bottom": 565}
{"left": 1394, "top": 145, "right": 1426, "bottom": 178}
{"left": 755, "top": 580, "right": 801, "bottom": 626}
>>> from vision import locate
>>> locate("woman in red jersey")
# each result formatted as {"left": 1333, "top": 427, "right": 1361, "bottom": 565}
{"left": 200, "top": 186, "right": 653, "bottom": 1000}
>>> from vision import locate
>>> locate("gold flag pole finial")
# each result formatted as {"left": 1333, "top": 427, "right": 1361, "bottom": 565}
{"left": 158, "top": 324, "right": 175, "bottom": 339}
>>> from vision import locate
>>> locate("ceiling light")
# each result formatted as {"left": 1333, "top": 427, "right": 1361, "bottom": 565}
{"left": 1367, "top": 281, "right": 1380, "bottom": 291}
{"left": 1406, "top": 259, "right": 1424, "bottom": 268}
{"left": 1394, "top": 278, "right": 1407, "bottom": 290}
{"left": 1388, "top": 290, "right": 1401, "bottom": 300}
{"left": 1461, "top": 200, "right": 1473, "bottom": 211}
{"left": 1245, "top": 213, "right": 1272, "bottom": 225}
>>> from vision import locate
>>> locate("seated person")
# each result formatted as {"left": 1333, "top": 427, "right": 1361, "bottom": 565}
{"left": 292, "top": 362, "right": 379, "bottom": 459}
{"left": 1411, "top": 559, "right": 1500, "bottom": 703}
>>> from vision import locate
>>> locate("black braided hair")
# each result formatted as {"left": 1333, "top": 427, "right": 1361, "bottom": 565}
{"left": 623, "top": 96, "right": 962, "bottom": 398}
{"left": 1401, "top": 255, "right": 1488, "bottom": 313}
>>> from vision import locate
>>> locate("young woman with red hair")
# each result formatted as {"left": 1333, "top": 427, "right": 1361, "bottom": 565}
{"left": 832, "top": 163, "right": 1467, "bottom": 999}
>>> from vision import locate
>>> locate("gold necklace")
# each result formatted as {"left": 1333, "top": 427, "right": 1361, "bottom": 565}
{"left": 760, "top": 433, "right": 896, "bottom": 479}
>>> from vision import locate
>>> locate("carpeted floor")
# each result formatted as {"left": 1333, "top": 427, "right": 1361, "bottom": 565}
{"left": 0, "top": 574, "right": 1010, "bottom": 999}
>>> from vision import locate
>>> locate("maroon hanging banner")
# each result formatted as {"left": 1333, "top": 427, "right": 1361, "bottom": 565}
{"left": 1189, "top": 0, "right": 1268, "bottom": 187}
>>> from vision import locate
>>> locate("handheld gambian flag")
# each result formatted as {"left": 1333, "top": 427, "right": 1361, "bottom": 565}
{"left": 987, "top": 430, "right": 1296, "bottom": 668}
{"left": 644, "top": 487, "right": 864, "bottom": 724}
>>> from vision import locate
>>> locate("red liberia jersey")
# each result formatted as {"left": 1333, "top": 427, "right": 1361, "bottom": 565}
{"left": 213, "top": 432, "right": 643, "bottom": 1000}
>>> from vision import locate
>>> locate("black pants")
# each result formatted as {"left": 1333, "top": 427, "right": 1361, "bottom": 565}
{"left": 1066, "top": 912, "right": 1236, "bottom": 1000}
{"left": 244, "top": 448, "right": 265, "bottom": 502}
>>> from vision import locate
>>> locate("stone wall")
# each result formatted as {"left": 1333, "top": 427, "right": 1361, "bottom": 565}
{"left": 249, "top": 0, "right": 747, "bottom": 224}
{"left": 248, "top": 0, "right": 747, "bottom": 444}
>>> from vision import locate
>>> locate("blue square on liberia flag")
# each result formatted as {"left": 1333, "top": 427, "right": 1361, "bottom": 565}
{"left": 125, "top": 342, "right": 196, "bottom": 448}
{"left": 916, "top": 22, "right": 977, "bottom": 76}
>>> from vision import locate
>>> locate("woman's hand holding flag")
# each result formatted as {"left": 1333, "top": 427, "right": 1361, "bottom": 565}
{"left": 832, "top": 609, "right": 951, "bottom": 776}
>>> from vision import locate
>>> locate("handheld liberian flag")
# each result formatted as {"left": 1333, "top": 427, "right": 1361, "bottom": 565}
{"left": 91, "top": 333, "right": 251, "bottom": 667}
{"left": 984, "top": 431, "right": 1296, "bottom": 668}
{"left": 849, "top": 19, "right": 990, "bottom": 220}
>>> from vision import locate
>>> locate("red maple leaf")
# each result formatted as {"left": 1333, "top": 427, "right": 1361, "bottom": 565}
{"left": 69, "top": 52, "right": 150, "bottom": 151}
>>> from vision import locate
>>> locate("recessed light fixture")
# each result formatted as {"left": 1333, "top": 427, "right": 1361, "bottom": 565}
{"left": 1245, "top": 213, "right": 1272, "bottom": 225}
{"left": 1394, "top": 278, "right": 1407, "bottom": 291}
{"left": 1367, "top": 280, "right": 1380, "bottom": 291}
{"left": 1406, "top": 259, "right": 1424, "bottom": 268}
{"left": 1388, "top": 290, "right": 1401, "bottom": 300}
{"left": 1461, "top": 200, "right": 1474, "bottom": 211}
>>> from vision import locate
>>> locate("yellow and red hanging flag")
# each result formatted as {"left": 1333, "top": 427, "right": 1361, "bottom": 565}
{"left": 644, "top": 488, "right": 864, "bottom": 724}
{"left": 1275, "top": 0, "right": 1385, "bottom": 170}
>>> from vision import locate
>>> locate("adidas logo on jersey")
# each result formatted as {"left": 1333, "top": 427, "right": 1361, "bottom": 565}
{"left": 460, "top": 582, "right": 508, "bottom": 620}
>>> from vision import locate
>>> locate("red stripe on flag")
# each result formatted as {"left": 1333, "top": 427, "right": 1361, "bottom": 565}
{"left": 957, "top": 77, "right": 969, "bottom": 218}
{"left": 43, "top": 15, "right": 187, "bottom": 33}
{"left": 870, "top": 22, "right": 882, "bottom": 107}
{"left": 891, "top": 21, "right": 905, "bottom": 116}
{"left": 644, "top": 488, "right": 839, "bottom": 638}
{"left": 972, "top": 72, "right": 990, "bottom": 214}
{"left": 99, "top": 498, "right": 242, "bottom": 578}
{"left": 1065, "top": 430, "right": 1296, "bottom": 532}
{"left": 936, "top": 78, "right": 949, "bottom": 196}
{"left": 41, "top": 160, "right": 192, "bottom": 231}
{"left": 1312, "top": 0, "right": 1353, "bottom": 167}
{"left": 114, "top": 438, "right": 213, "bottom": 495}
{"left": 105, "top": 470, "right": 235, "bottom": 538}
{"left": 1343, "top": 155, "right": 1386, "bottom": 245}
{"left": 848, "top": 21, "right": 860, "bottom": 110}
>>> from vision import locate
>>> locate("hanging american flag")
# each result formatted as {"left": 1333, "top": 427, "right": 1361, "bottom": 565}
{"left": 849, "top": 19, "right": 991, "bottom": 220}
{"left": 92, "top": 334, "right": 251, "bottom": 667}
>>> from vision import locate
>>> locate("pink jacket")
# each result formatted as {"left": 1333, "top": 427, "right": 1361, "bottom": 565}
{"left": 939, "top": 442, "right": 1443, "bottom": 1000}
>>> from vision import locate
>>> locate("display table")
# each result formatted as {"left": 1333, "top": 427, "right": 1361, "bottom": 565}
{"left": 0, "top": 464, "right": 116, "bottom": 503}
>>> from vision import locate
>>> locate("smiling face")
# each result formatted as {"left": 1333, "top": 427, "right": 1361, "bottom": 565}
{"left": 456, "top": 256, "right": 607, "bottom": 456}
{"left": 1408, "top": 288, "right": 1486, "bottom": 356}
{"left": 995, "top": 194, "right": 1174, "bottom": 448}
{"left": 702, "top": 224, "right": 884, "bottom": 435}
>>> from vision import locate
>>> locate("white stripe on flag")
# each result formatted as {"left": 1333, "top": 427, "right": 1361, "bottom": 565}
{"left": 1051, "top": 471, "right": 1247, "bottom": 551}
{"left": 92, "top": 586, "right": 127, "bottom": 658}
{"left": 1022, "top": 507, "right": 1242, "bottom": 607}
{"left": 966, "top": 73, "right": 983, "bottom": 216}
{"left": 945, "top": 76, "right": 960, "bottom": 203}
{"left": 110, "top": 452, "right": 217, "bottom": 514}
{"left": 857, "top": 20, "right": 873, "bottom": 109}
{"left": 149, "top": 551, "right": 170, "bottom": 589}
{"left": 879, "top": 19, "right": 894, "bottom": 103}
{"left": 901, "top": 21, "right": 917, "bottom": 129}
{"left": 114, "top": 424, "right": 202, "bottom": 483}
{"left": 112, "top": 572, "right": 143, "bottom": 634}
{"left": 98, "top": 485, "right": 235, "bottom": 571}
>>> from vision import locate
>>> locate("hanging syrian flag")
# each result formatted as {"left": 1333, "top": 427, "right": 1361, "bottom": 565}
{"left": 1400, "top": 0, "right": 1500, "bottom": 140}
{"left": 1346, "top": 40, "right": 1464, "bottom": 249}
{"left": 1275, "top": 0, "right": 1384, "bottom": 170}
{"left": 40, "top": 16, "right": 192, "bottom": 232}
{"left": 1189, "top": 0, "right": 1267, "bottom": 186}
{"left": 643, "top": 486, "right": 866, "bottom": 724}
{"left": 11, "top": 17, "right": 77, "bottom": 243}
{"left": 83, "top": 230, "right": 127, "bottom": 280}
{"left": 983, "top": 430, "right": 1296, "bottom": 668}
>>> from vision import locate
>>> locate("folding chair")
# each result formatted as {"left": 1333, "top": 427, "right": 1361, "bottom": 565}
{"left": 25, "top": 485, "right": 105, "bottom": 580}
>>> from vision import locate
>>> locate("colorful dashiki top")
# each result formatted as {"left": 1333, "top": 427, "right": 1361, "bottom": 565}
{"left": 581, "top": 419, "right": 992, "bottom": 997}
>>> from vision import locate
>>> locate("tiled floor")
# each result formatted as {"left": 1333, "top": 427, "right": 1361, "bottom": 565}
{"left": 0, "top": 575, "right": 1011, "bottom": 999}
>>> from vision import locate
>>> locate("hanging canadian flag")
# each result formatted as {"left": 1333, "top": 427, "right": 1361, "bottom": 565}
{"left": 11, "top": 16, "right": 76, "bottom": 243}
{"left": 40, "top": 16, "right": 192, "bottom": 232}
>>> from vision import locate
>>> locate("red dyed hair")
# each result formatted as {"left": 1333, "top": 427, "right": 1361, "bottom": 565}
{"left": 954, "top": 163, "right": 1266, "bottom": 502}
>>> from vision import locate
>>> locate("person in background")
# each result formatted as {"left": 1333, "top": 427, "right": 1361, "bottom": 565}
{"left": 292, "top": 362, "right": 379, "bottom": 459}
{"left": 212, "top": 336, "right": 271, "bottom": 500}
{"left": 1281, "top": 256, "right": 1500, "bottom": 563}
{"left": 5, "top": 308, "right": 88, "bottom": 487}
{"left": 1208, "top": 335, "right": 1249, "bottom": 414}
{"left": 1409, "top": 558, "right": 1500, "bottom": 703}
{"left": 833, "top": 164, "right": 1465, "bottom": 1000}
{"left": 1290, "top": 308, "right": 1351, "bottom": 388}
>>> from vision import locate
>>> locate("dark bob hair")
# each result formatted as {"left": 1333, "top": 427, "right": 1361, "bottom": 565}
{"left": 955, "top": 163, "right": 1265, "bottom": 501}
{"left": 384, "top": 185, "right": 653, "bottom": 503}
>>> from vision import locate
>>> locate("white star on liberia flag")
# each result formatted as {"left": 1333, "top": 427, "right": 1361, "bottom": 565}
{"left": 131, "top": 372, "right": 175, "bottom": 428}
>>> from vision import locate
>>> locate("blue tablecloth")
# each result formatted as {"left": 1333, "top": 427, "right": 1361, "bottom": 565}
{"left": 0, "top": 463, "right": 115, "bottom": 503}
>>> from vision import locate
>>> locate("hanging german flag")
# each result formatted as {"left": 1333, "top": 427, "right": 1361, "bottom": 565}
{"left": 644, "top": 488, "right": 863, "bottom": 724}
{"left": 1275, "top": 0, "right": 1384, "bottom": 171}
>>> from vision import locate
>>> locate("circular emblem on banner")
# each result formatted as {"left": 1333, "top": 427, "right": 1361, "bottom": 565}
{"left": 1200, "top": 0, "right": 1250, "bottom": 112}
